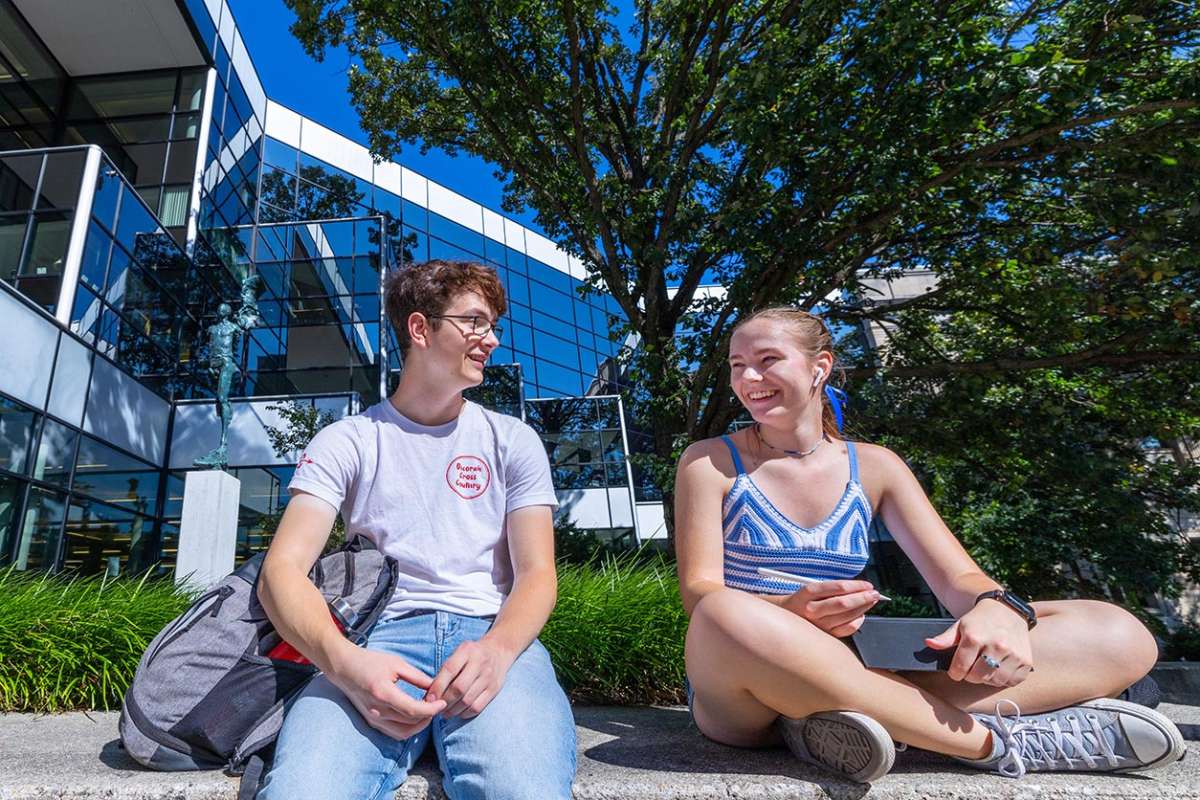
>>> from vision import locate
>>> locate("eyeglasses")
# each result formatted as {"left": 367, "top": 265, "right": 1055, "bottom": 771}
{"left": 429, "top": 314, "right": 504, "bottom": 339}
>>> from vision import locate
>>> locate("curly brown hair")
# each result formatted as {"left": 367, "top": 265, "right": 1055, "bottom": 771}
{"left": 384, "top": 260, "right": 508, "bottom": 356}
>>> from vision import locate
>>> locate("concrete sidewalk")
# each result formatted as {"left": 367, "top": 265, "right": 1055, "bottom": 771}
{"left": 3, "top": 704, "right": 1200, "bottom": 799}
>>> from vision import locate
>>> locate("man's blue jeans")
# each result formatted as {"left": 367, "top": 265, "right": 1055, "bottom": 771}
{"left": 258, "top": 611, "right": 576, "bottom": 800}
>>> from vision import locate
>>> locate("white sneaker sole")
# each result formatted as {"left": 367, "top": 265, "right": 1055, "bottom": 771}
{"left": 1079, "top": 698, "right": 1187, "bottom": 772}
{"left": 778, "top": 710, "right": 896, "bottom": 783}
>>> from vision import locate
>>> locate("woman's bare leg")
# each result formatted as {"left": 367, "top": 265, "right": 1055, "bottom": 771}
{"left": 685, "top": 589, "right": 993, "bottom": 758}
{"left": 902, "top": 600, "right": 1158, "bottom": 714}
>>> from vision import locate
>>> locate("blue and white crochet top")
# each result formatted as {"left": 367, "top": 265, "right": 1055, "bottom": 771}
{"left": 720, "top": 435, "right": 872, "bottom": 593}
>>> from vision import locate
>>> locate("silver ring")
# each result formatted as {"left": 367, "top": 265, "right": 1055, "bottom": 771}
{"left": 981, "top": 655, "right": 1002, "bottom": 670}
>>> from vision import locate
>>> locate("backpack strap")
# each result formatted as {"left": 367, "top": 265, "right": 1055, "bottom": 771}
{"left": 237, "top": 754, "right": 267, "bottom": 800}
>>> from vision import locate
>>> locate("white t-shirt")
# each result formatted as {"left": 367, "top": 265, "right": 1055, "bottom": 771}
{"left": 288, "top": 399, "right": 558, "bottom": 618}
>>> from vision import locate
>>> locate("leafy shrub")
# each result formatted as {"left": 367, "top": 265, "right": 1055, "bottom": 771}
{"left": 541, "top": 555, "right": 687, "bottom": 705}
{"left": 0, "top": 557, "right": 688, "bottom": 711}
{"left": 1165, "top": 624, "right": 1200, "bottom": 661}
{"left": 0, "top": 569, "right": 191, "bottom": 712}
{"left": 867, "top": 593, "right": 940, "bottom": 618}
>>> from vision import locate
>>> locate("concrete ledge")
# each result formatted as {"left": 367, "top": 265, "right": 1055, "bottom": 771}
{"left": 1153, "top": 663, "right": 1200, "bottom": 705}
{"left": 3, "top": 704, "right": 1200, "bottom": 799}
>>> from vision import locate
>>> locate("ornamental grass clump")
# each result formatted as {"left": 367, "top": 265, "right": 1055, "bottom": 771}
{"left": 0, "top": 568, "right": 191, "bottom": 712}
{"left": 542, "top": 554, "right": 687, "bottom": 705}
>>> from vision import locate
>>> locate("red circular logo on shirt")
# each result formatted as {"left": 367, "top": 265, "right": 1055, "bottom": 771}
{"left": 446, "top": 455, "right": 491, "bottom": 499}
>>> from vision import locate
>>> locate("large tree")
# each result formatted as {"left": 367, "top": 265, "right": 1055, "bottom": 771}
{"left": 285, "top": 0, "right": 1200, "bottom": 594}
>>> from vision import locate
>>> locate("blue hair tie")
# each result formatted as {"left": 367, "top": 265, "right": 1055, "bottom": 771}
{"left": 824, "top": 385, "right": 847, "bottom": 432}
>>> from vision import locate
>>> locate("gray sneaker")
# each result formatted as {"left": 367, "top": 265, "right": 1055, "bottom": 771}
{"left": 963, "top": 698, "right": 1186, "bottom": 777}
{"left": 777, "top": 710, "right": 896, "bottom": 783}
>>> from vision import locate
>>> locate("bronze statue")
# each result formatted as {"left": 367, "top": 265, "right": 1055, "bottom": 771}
{"left": 194, "top": 273, "right": 262, "bottom": 470}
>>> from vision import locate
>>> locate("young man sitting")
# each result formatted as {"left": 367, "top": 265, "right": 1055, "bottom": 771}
{"left": 256, "top": 260, "right": 576, "bottom": 800}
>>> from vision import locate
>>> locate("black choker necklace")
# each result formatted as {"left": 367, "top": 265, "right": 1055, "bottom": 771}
{"left": 755, "top": 423, "right": 826, "bottom": 458}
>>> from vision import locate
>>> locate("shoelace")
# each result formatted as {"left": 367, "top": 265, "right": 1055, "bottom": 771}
{"left": 989, "top": 700, "right": 1119, "bottom": 778}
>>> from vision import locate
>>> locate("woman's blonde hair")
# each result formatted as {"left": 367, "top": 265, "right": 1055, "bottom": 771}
{"left": 732, "top": 306, "right": 844, "bottom": 439}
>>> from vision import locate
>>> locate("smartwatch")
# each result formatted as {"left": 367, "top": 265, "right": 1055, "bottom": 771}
{"left": 975, "top": 589, "right": 1037, "bottom": 629}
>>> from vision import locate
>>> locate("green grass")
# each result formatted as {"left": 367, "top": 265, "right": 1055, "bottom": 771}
{"left": 543, "top": 555, "right": 687, "bottom": 705}
{"left": 0, "top": 568, "right": 192, "bottom": 713}
{"left": 0, "top": 557, "right": 687, "bottom": 712}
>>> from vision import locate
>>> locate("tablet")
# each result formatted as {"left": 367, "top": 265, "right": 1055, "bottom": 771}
{"left": 850, "top": 616, "right": 958, "bottom": 671}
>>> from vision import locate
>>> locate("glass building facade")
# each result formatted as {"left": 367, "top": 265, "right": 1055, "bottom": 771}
{"left": 0, "top": 0, "right": 642, "bottom": 576}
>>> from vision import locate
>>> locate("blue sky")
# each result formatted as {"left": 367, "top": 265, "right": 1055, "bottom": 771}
{"left": 226, "top": 0, "right": 544, "bottom": 233}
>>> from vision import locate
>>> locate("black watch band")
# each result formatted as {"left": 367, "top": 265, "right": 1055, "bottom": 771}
{"left": 975, "top": 590, "right": 1037, "bottom": 629}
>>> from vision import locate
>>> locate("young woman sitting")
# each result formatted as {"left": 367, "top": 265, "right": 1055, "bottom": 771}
{"left": 673, "top": 306, "right": 1183, "bottom": 783}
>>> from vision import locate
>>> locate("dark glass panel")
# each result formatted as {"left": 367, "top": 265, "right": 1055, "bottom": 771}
{"left": 0, "top": 152, "right": 40, "bottom": 213}
{"left": 78, "top": 222, "right": 111, "bottom": 292}
{"left": 172, "top": 111, "right": 202, "bottom": 140}
{"left": 177, "top": 68, "right": 207, "bottom": 111}
{"left": 32, "top": 418, "right": 78, "bottom": 489}
{"left": 226, "top": 74, "right": 254, "bottom": 129}
{"left": 121, "top": 141, "right": 168, "bottom": 186}
{"left": 12, "top": 485, "right": 65, "bottom": 570}
{"left": 0, "top": 473, "right": 23, "bottom": 565}
{"left": 72, "top": 435, "right": 157, "bottom": 513}
{"left": 0, "top": 213, "right": 28, "bottom": 277}
{"left": 69, "top": 73, "right": 176, "bottom": 118}
{"left": 0, "top": 2, "right": 65, "bottom": 111}
{"left": 62, "top": 499, "right": 149, "bottom": 575}
{"left": 36, "top": 151, "right": 85, "bottom": 211}
{"left": 106, "top": 116, "right": 172, "bottom": 144}
{"left": 0, "top": 394, "right": 35, "bottom": 475}
{"left": 164, "top": 140, "right": 199, "bottom": 184}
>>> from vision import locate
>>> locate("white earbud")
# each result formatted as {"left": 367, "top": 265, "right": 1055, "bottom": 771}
{"left": 812, "top": 369, "right": 824, "bottom": 387}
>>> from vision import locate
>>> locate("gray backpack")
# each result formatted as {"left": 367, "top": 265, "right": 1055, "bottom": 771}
{"left": 119, "top": 536, "right": 398, "bottom": 796}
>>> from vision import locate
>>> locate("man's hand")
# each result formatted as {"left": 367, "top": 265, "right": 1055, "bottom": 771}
{"left": 780, "top": 579, "right": 882, "bottom": 637}
{"left": 425, "top": 638, "right": 517, "bottom": 719}
{"left": 326, "top": 646, "right": 447, "bottom": 739}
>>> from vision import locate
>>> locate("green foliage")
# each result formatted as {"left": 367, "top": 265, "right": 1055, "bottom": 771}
{"left": 285, "top": 0, "right": 1200, "bottom": 601}
{"left": 264, "top": 401, "right": 335, "bottom": 460}
{"left": 0, "top": 569, "right": 192, "bottom": 713}
{"left": 867, "top": 594, "right": 939, "bottom": 618}
{"left": 1165, "top": 624, "right": 1200, "bottom": 661}
{"left": 542, "top": 555, "right": 687, "bottom": 705}
{"left": 264, "top": 401, "right": 346, "bottom": 550}
{"left": 1, "top": 563, "right": 687, "bottom": 710}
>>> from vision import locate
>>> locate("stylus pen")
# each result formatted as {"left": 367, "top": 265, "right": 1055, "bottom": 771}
{"left": 756, "top": 566, "right": 892, "bottom": 601}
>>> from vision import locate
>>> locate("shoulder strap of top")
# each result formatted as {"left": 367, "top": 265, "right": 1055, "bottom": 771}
{"left": 720, "top": 435, "right": 746, "bottom": 475}
{"left": 845, "top": 440, "right": 859, "bottom": 482}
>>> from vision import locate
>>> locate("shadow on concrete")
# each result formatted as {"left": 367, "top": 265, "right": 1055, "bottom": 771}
{"left": 98, "top": 739, "right": 141, "bottom": 771}
{"left": 1179, "top": 724, "right": 1200, "bottom": 741}
{"left": 577, "top": 707, "right": 872, "bottom": 798}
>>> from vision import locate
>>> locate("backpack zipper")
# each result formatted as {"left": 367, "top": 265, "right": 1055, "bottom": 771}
{"left": 145, "top": 585, "right": 235, "bottom": 665}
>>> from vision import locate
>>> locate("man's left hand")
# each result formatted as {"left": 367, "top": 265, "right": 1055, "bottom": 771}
{"left": 425, "top": 638, "right": 516, "bottom": 718}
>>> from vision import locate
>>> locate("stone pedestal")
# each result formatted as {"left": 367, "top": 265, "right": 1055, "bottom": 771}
{"left": 176, "top": 470, "right": 240, "bottom": 591}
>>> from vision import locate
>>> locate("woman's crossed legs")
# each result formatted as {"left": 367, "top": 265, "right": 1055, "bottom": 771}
{"left": 685, "top": 589, "right": 1158, "bottom": 760}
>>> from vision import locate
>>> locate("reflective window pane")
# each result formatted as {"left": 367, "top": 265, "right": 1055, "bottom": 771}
{"left": 0, "top": 473, "right": 23, "bottom": 565}
{"left": 13, "top": 485, "right": 65, "bottom": 570}
{"left": 32, "top": 417, "right": 77, "bottom": 488}
{"left": 62, "top": 499, "right": 147, "bottom": 576}
{"left": 0, "top": 395, "right": 35, "bottom": 475}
